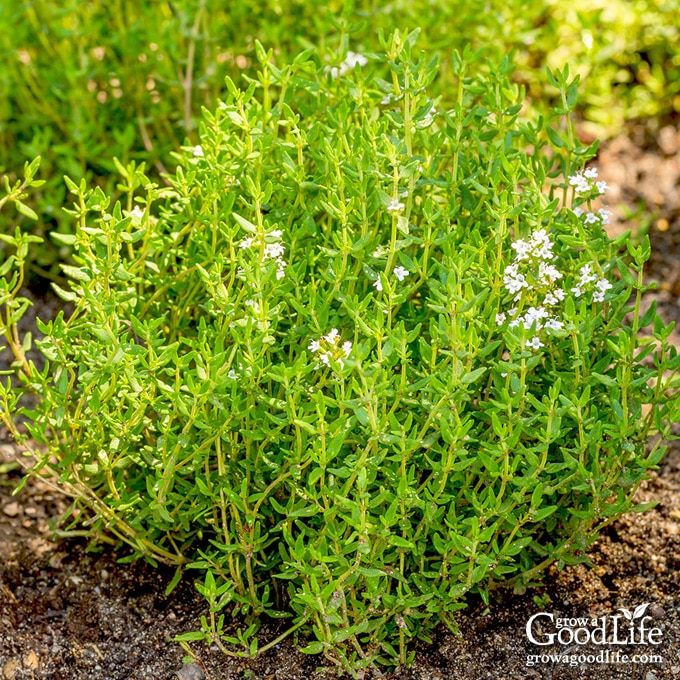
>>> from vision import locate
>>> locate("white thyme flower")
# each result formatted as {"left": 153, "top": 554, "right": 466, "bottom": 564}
{"left": 239, "top": 230, "right": 287, "bottom": 279}
{"left": 544, "top": 318, "right": 564, "bottom": 331}
{"left": 373, "top": 278, "right": 383, "bottom": 292}
{"left": 573, "top": 261, "right": 604, "bottom": 300}
{"left": 193, "top": 145, "right": 204, "bottom": 157}
{"left": 538, "top": 262, "right": 562, "bottom": 283}
{"left": 579, "top": 263, "right": 597, "bottom": 284}
{"left": 543, "top": 288, "right": 565, "bottom": 306}
{"left": 510, "top": 228, "right": 554, "bottom": 262}
{"left": 595, "top": 278, "right": 612, "bottom": 292}
{"left": 530, "top": 229, "right": 554, "bottom": 260}
{"left": 129, "top": 205, "right": 145, "bottom": 224}
{"left": 327, "top": 51, "right": 368, "bottom": 79}
{"left": 309, "top": 329, "right": 352, "bottom": 369}
{"left": 569, "top": 167, "right": 608, "bottom": 197}
{"left": 393, "top": 266, "right": 409, "bottom": 281}
{"left": 386, "top": 198, "right": 405, "bottom": 214}
{"left": 511, "top": 238, "right": 532, "bottom": 261}
{"left": 527, "top": 336, "right": 544, "bottom": 350}
{"left": 522, "top": 306, "right": 549, "bottom": 330}
{"left": 503, "top": 263, "right": 529, "bottom": 295}
{"left": 275, "top": 259, "right": 286, "bottom": 280}
{"left": 569, "top": 174, "right": 590, "bottom": 195}
{"left": 581, "top": 208, "right": 612, "bottom": 226}
{"left": 343, "top": 51, "right": 368, "bottom": 71}
{"left": 227, "top": 368, "right": 238, "bottom": 380}
{"left": 264, "top": 242, "right": 285, "bottom": 260}
{"left": 592, "top": 278, "right": 613, "bottom": 302}
{"left": 495, "top": 312, "right": 506, "bottom": 326}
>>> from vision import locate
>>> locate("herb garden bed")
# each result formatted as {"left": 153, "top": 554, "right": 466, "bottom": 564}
{"left": 1, "top": 119, "right": 680, "bottom": 680}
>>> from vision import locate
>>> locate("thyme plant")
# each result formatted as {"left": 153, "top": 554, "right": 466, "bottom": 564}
{"left": 2, "top": 34, "right": 678, "bottom": 674}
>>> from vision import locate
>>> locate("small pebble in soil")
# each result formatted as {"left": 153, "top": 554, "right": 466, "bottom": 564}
{"left": 23, "top": 652, "right": 39, "bottom": 670}
{"left": 2, "top": 659, "right": 18, "bottom": 679}
{"left": 648, "top": 603, "right": 665, "bottom": 619}
{"left": 174, "top": 663, "right": 205, "bottom": 680}
{"left": 2, "top": 502, "right": 20, "bottom": 517}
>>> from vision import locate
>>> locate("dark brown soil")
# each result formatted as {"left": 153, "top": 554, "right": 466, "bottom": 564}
{"left": 2, "top": 120, "right": 680, "bottom": 680}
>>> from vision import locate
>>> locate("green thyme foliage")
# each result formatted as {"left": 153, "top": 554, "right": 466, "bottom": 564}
{"left": 3, "top": 0, "right": 680, "bottom": 275}
{"left": 0, "top": 157, "right": 44, "bottom": 378}
{"left": 2, "top": 35, "right": 680, "bottom": 673}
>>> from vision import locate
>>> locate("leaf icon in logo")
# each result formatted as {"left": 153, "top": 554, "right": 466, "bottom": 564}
{"left": 633, "top": 603, "right": 650, "bottom": 619}
{"left": 618, "top": 608, "right": 633, "bottom": 621}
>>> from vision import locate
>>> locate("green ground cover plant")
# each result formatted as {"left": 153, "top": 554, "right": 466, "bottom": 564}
{"left": 2, "top": 0, "right": 679, "bottom": 275}
{"left": 2, "top": 33, "right": 679, "bottom": 675}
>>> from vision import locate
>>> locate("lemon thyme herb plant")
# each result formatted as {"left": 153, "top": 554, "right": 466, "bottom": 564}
{"left": 2, "top": 34, "right": 679, "bottom": 675}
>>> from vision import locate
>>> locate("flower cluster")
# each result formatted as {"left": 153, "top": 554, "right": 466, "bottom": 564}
{"left": 239, "top": 228, "right": 286, "bottom": 280}
{"left": 502, "top": 228, "right": 559, "bottom": 300}
{"left": 568, "top": 167, "right": 608, "bottom": 197}
{"left": 326, "top": 51, "right": 368, "bottom": 79}
{"left": 574, "top": 207, "right": 612, "bottom": 226}
{"left": 308, "top": 329, "right": 352, "bottom": 368}
{"left": 510, "top": 228, "right": 554, "bottom": 262}
{"left": 571, "top": 264, "right": 613, "bottom": 302}
{"left": 498, "top": 226, "right": 613, "bottom": 351}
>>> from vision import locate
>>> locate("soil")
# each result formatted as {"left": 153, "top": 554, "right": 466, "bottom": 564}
{"left": 2, "top": 119, "right": 680, "bottom": 680}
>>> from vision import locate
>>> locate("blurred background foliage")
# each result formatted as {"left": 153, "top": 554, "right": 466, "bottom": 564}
{"left": 1, "top": 0, "right": 678, "bottom": 278}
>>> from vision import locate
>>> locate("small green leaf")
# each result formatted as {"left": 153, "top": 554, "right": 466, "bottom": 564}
{"left": 15, "top": 201, "right": 38, "bottom": 220}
